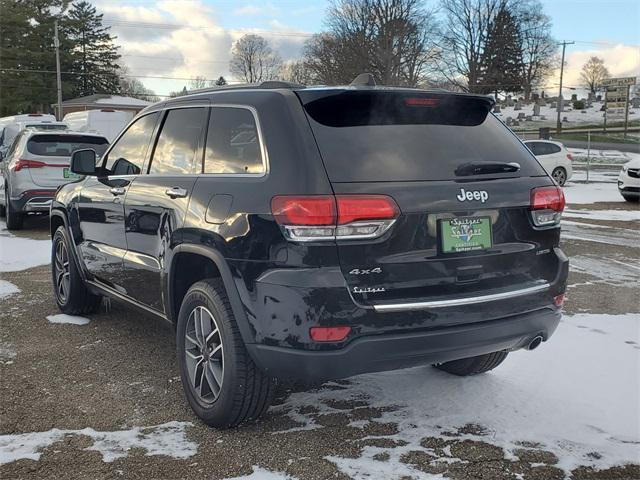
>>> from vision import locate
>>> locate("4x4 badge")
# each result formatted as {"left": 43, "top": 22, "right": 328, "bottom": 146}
{"left": 349, "top": 267, "right": 382, "bottom": 275}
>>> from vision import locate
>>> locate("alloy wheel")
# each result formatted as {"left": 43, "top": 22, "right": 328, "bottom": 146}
{"left": 54, "top": 239, "right": 70, "bottom": 303}
{"left": 553, "top": 168, "right": 566, "bottom": 186}
{"left": 184, "top": 306, "right": 224, "bottom": 404}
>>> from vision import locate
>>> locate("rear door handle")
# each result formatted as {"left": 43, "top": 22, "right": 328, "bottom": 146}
{"left": 109, "top": 187, "right": 126, "bottom": 196}
{"left": 165, "top": 186, "right": 188, "bottom": 199}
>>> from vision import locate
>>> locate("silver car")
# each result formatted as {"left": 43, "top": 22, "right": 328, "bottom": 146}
{"left": 0, "top": 128, "right": 109, "bottom": 230}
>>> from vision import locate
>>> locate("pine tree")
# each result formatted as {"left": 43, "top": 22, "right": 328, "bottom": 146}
{"left": 479, "top": 5, "right": 523, "bottom": 97}
{"left": 63, "top": 0, "right": 121, "bottom": 97}
{"left": 214, "top": 76, "right": 227, "bottom": 86}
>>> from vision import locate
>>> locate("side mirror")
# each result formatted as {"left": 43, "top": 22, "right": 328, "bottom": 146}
{"left": 71, "top": 149, "right": 97, "bottom": 175}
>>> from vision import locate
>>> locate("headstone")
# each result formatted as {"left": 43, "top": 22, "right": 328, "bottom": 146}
{"left": 550, "top": 101, "right": 557, "bottom": 109}
{"left": 532, "top": 93, "right": 540, "bottom": 101}
{"left": 537, "top": 98, "right": 546, "bottom": 106}
{"left": 581, "top": 110, "right": 587, "bottom": 114}
{"left": 632, "top": 97, "right": 640, "bottom": 108}
{"left": 493, "top": 105, "right": 501, "bottom": 113}
{"left": 562, "top": 116, "right": 569, "bottom": 123}
{"left": 533, "top": 104, "right": 540, "bottom": 116}
{"left": 512, "top": 120, "right": 520, "bottom": 126}
{"left": 588, "top": 92, "right": 595, "bottom": 102}
{"left": 540, "top": 115, "right": 547, "bottom": 120}
{"left": 514, "top": 101, "right": 522, "bottom": 111}
{"left": 571, "top": 93, "right": 578, "bottom": 101}
{"left": 596, "top": 95, "right": 602, "bottom": 102}
{"left": 525, "top": 115, "right": 533, "bottom": 121}
{"left": 517, "top": 112, "right": 526, "bottom": 120}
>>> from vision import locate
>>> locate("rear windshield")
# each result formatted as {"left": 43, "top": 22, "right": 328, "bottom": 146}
{"left": 27, "top": 135, "right": 109, "bottom": 157}
{"left": 299, "top": 91, "right": 545, "bottom": 182}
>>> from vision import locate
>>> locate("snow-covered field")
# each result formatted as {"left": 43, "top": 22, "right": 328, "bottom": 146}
{"left": 274, "top": 314, "right": 639, "bottom": 479}
{"left": 495, "top": 101, "right": 639, "bottom": 128}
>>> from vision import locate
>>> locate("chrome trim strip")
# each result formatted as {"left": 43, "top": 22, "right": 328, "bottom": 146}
{"left": 371, "top": 283, "right": 551, "bottom": 312}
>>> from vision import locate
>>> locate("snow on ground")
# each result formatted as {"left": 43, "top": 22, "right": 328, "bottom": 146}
{"left": 0, "top": 279, "right": 20, "bottom": 299}
{"left": 46, "top": 314, "right": 91, "bottom": 326}
{"left": 0, "top": 221, "right": 50, "bottom": 272}
{"left": 224, "top": 466, "right": 298, "bottom": 480}
{"left": 570, "top": 255, "right": 640, "bottom": 286}
{"left": 571, "top": 168, "right": 622, "bottom": 183}
{"left": 274, "top": 314, "right": 640, "bottom": 478}
{"left": 562, "top": 181, "right": 625, "bottom": 204}
{"left": 564, "top": 208, "right": 639, "bottom": 222}
{"left": 568, "top": 149, "right": 639, "bottom": 164}
{"left": 0, "top": 421, "right": 196, "bottom": 465}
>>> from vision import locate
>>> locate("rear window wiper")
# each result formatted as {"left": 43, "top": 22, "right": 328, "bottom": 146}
{"left": 455, "top": 162, "right": 520, "bottom": 177}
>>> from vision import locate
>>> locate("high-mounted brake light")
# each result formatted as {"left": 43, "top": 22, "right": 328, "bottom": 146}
{"left": 271, "top": 194, "right": 399, "bottom": 242}
{"left": 309, "top": 326, "right": 351, "bottom": 342}
{"left": 530, "top": 186, "right": 565, "bottom": 227}
{"left": 13, "top": 159, "right": 46, "bottom": 172}
{"left": 405, "top": 98, "right": 439, "bottom": 107}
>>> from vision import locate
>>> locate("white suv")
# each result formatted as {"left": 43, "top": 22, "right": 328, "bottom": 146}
{"left": 524, "top": 140, "right": 573, "bottom": 186}
{"left": 618, "top": 157, "right": 640, "bottom": 202}
{"left": 0, "top": 129, "right": 109, "bottom": 229}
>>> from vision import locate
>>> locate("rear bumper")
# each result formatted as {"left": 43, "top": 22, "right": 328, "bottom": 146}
{"left": 10, "top": 189, "right": 56, "bottom": 212}
{"left": 248, "top": 307, "right": 561, "bottom": 381}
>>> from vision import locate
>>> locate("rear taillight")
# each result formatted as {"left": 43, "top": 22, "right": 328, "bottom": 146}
{"left": 309, "top": 326, "right": 351, "bottom": 342}
{"left": 13, "top": 159, "right": 46, "bottom": 172}
{"left": 566, "top": 153, "right": 573, "bottom": 161}
{"left": 530, "top": 186, "right": 565, "bottom": 227}
{"left": 554, "top": 293, "right": 566, "bottom": 308}
{"left": 271, "top": 194, "right": 399, "bottom": 241}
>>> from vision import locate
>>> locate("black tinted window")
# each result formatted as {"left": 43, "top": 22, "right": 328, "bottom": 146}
{"left": 27, "top": 135, "right": 108, "bottom": 157}
{"left": 204, "top": 107, "right": 264, "bottom": 174}
{"left": 149, "top": 108, "right": 205, "bottom": 175}
{"left": 300, "top": 92, "right": 545, "bottom": 182}
{"left": 104, "top": 112, "right": 159, "bottom": 175}
{"left": 525, "top": 142, "right": 542, "bottom": 155}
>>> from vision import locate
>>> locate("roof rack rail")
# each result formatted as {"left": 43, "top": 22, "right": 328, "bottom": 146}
{"left": 350, "top": 73, "right": 376, "bottom": 86}
{"left": 178, "top": 80, "right": 306, "bottom": 97}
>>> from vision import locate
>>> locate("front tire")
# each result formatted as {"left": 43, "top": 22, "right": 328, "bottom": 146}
{"left": 51, "top": 226, "right": 102, "bottom": 314}
{"left": 434, "top": 351, "right": 508, "bottom": 376}
{"left": 551, "top": 167, "right": 567, "bottom": 186}
{"left": 176, "top": 279, "right": 275, "bottom": 429}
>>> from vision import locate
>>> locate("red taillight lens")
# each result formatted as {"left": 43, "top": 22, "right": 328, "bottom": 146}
{"left": 13, "top": 159, "right": 46, "bottom": 172}
{"left": 566, "top": 153, "right": 573, "bottom": 161}
{"left": 336, "top": 195, "right": 399, "bottom": 225}
{"left": 309, "top": 326, "right": 351, "bottom": 342}
{"left": 272, "top": 194, "right": 400, "bottom": 242}
{"left": 531, "top": 186, "right": 565, "bottom": 211}
{"left": 530, "top": 186, "right": 565, "bottom": 227}
{"left": 271, "top": 195, "right": 336, "bottom": 226}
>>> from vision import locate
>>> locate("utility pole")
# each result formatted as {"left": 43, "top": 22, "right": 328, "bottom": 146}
{"left": 556, "top": 41, "right": 574, "bottom": 133}
{"left": 54, "top": 20, "right": 63, "bottom": 120}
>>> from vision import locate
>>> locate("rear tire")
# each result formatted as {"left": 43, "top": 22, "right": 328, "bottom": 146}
{"left": 5, "top": 187, "right": 23, "bottom": 230}
{"left": 434, "top": 351, "right": 508, "bottom": 376}
{"left": 51, "top": 226, "right": 102, "bottom": 315}
{"left": 621, "top": 194, "right": 639, "bottom": 203}
{"left": 176, "top": 279, "right": 275, "bottom": 429}
{"left": 551, "top": 167, "right": 567, "bottom": 186}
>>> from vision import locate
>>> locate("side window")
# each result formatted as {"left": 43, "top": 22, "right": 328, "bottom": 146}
{"left": 548, "top": 144, "right": 561, "bottom": 154}
{"left": 204, "top": 107, "right": 264, "bottom": 174}
{"left": 149, "top": 108, "right": 205, "bottom": 175}
{"left": 525, "top": 142, "right": 539, "bottom": 155}
{"left": 104, "top": 112, "right": 159, "bottom": 175}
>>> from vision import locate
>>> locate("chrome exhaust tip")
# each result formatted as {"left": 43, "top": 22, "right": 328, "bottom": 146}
{"left": 527, "top": 335, "right": 544, "bottom": 351}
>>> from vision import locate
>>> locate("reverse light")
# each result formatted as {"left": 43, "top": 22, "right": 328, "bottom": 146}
{"left": 13, "top": 159, "right": 46, "bottom": 172}
{"left": 530, "top": 186, "right": 565, "bottom": 227}
{"left": 271, "top": 194, "right": 399, "bottom": 242}
{"left": 309, "top": 326, "right": 351, "bottom": 342}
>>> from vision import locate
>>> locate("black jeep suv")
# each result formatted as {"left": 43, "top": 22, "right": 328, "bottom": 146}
{"left": 51, "top": 77, "right": 568, "bottom": 428}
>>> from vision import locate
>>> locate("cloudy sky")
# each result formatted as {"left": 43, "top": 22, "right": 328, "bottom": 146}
{"left": 97, "top": 0, "right": 640, "bottom": 97}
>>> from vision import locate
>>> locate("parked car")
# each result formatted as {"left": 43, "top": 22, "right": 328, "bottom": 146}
{"left": 0, "top": 113, "right": 60, "bottom": 157}
{"left": 0, "top": 129, "right": 109, "bottom": 229}
{"left": 618, "top": 157, "right": 640, "bottom": 202}
{"left": 50, "top": 77, "right": 568, "bottom": 429}
{"left": 63, "top": 109, "right": 134, "bottom": 142}
{"left": 523, "top": 139, "right": 573, "bottom": 186}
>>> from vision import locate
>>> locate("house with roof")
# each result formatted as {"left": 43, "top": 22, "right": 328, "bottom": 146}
{"left": 52, "top": 94, "right": 152, "bottom": 118}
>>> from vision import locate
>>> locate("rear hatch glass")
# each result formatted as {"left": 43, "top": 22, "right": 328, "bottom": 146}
{"left": 26, "top": 134, "right": 109, "bottom": 187}
{"left": 297, "top": 90, "right": 545, "bottom": 182}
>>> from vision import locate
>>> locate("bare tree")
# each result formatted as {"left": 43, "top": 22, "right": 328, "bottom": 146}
{"left": 437, "top": 0, "right": 505, "bottom": 93}
{"left": 303, "top": 0, "right": 439, "bottom": 86}
{"left": 230, "top": 34, "right": 282, "bottom": 83}
{"left": 514, "top": 0, "right": 556, "bottom": 101}
{"left": 580, "top": 56, "right": 609, "bottom": 93}
{"left": 279, "top": 60, "right": 315, "bottom": 85}
{"left": 189, "top": 76, "right": 207, "bottom": 90}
